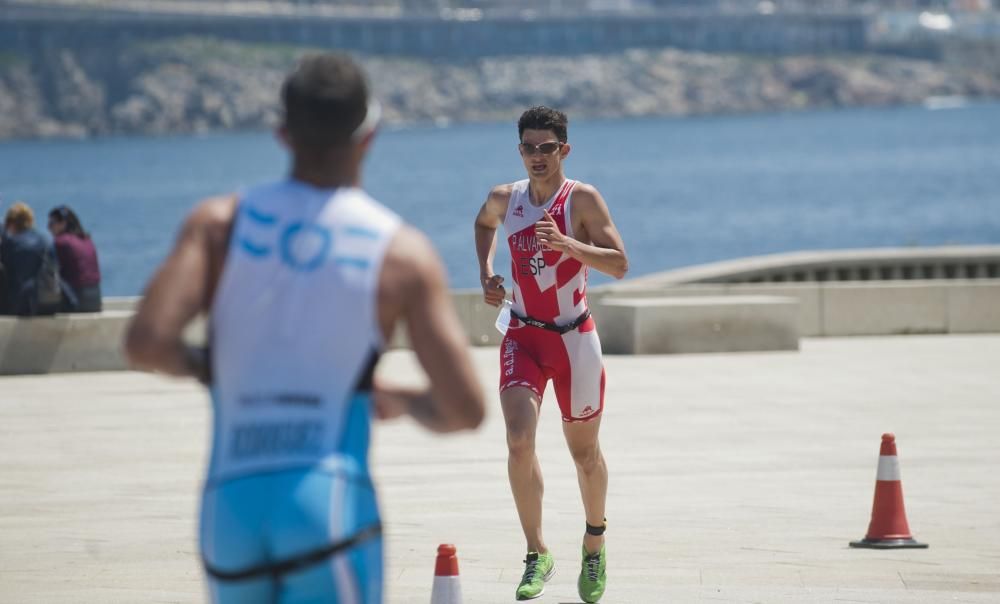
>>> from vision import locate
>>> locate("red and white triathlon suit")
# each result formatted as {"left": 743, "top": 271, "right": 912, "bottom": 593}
{"left": 500, "top": 178, "right": 605, "bottom": 422}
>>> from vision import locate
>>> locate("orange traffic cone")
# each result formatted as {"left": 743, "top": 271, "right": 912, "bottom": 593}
{"left": 850, "top": 433, "right": 928, "bottom": 549}
{"left": 430, "top": 544, "right": 463, "bottom": 603}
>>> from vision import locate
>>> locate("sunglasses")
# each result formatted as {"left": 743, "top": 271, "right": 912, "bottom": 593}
{"left": 519, "top": 141, "right": 563, "bottom": 156}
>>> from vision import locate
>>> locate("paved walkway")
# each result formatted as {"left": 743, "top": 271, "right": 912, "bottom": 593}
{"left": 2, "top": 335, "right": 999, "bottom": 603}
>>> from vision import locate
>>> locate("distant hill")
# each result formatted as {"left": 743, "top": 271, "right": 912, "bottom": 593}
{"left": 1, "top": 37, "right": 999, "bottom": 140}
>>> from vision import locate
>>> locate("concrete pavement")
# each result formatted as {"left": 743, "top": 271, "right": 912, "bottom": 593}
{"left": 2, "top": 335, "right": 999, "bottom": 603}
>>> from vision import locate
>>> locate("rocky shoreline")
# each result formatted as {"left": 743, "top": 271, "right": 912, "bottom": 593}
{"left": 2, "top": 37, "right": 999, "bottom": 140}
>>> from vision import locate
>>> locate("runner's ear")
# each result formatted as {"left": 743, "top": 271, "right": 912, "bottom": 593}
{"left": 275, "top": 126, "right": 292, "bottom": 150}
{"left": 355, "top": 129, "right": 377, "bottom": 154}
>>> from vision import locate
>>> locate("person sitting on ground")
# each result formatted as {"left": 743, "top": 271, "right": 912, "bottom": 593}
{"left": 0, "top": 202, "right": 62, "bottom": 316}
{"left": 48, "top": 205, "right": 102, "bottom": 313}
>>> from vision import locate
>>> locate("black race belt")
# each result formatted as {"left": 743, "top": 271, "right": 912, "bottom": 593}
{"left": 203, "top": 523, "right": 382, "bottom": 582}
{"left": 511, "top": 309, "right": 591, "bottom": 334}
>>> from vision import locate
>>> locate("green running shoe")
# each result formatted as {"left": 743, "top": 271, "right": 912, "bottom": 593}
{"left": 578, "top": 544, "right": 607, "bottom": 603}
{"left": 515, "top": 551, "right": 554, "bottom": 600}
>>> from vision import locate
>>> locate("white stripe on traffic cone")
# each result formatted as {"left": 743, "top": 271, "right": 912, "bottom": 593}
{"left": 430, "top": 544, "right": 463, "bottom": 604}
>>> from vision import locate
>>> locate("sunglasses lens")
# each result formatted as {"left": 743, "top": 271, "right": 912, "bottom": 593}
{"left": 520, "top": 142, "right": 560, "bottom": 156}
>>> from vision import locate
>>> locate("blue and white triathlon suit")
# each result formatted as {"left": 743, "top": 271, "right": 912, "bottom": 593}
{"left": 201, "top": 179, "right": 401, "bottom": 604}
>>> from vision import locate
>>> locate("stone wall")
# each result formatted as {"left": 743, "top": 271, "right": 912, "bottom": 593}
{"left": 3, "top": 278, "right": 999, "bottom": 374}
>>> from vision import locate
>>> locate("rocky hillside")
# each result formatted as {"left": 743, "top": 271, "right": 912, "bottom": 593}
{"left": 2, "top": 37, "right": 999, "bottom": 140}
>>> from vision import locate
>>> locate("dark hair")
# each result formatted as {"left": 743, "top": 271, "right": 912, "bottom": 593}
{"left": 281, "top": 53, "right": 370, "bottom": 153}
{"left": 518, "top": 106, "right": 568, "bottom": 143}
{"left": 49, "top": 205, "right": 89, "bottom": 239}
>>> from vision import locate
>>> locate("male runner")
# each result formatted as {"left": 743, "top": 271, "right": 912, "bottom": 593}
{"left": 125, "top": 53, "right": 485, "bottom": 604}
{"left": 473, "top": 106, "right": 628, "bottom": 602}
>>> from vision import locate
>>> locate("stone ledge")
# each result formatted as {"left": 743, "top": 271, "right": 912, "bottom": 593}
{"left": 0, "top": 311, "right": 131, "bottom": 375}
{"left": 6, "top": 278, "right": 999, "bottom": 374}
{"left": 594, "top": 295, "right": 800, "bottom": 355}
{"left": 611, "top": 245, "right": 1000, "bottom": 287}
{"left": 591, "top": 279, "right": 1000, "bottom": 338}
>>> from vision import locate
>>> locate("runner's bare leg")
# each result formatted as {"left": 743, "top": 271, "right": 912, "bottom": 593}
{"left": 502, "top": 386, "right": 547, "bottom": 553}
{"left": 563, "top": 417, "right": 607, "bottom": 554}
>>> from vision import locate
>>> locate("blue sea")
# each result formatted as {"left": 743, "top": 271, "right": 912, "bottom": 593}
{"left": 1, "top": 102, "right": 999, "bottom": 296}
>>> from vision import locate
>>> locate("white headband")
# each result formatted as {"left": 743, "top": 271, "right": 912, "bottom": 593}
{"left": 351, "top": 98, "right": 382, "bottom": 141}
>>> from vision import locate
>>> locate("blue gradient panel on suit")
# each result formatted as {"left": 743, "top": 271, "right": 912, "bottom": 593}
{"left": 201, "top": 394, "right": 382, "bottom": 604}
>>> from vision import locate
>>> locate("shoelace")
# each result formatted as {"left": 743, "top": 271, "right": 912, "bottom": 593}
{"left": 522, "top": 557, "right": 539, "bottom": 582}
{"left": 584, "top": 552, "right": 601, "bottom": 582}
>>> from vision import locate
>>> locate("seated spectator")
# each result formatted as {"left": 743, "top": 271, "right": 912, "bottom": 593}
{"left": 48, "top": 205, "right": 102, "bottom": 313}
{"left": 1, "top": 202, "right": 62, "bottom": 316}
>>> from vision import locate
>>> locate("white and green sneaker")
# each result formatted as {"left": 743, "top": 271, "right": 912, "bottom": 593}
{"left": 515, "top": 551, "right": 555, "bottom": 600}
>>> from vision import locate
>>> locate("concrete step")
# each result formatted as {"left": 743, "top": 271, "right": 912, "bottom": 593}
{"left": 594, "top": 295, "right": 800, "bottom": 354}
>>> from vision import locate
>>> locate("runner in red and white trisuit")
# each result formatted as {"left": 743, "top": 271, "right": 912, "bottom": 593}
{"left": 501, "top": 177, "right": 602, "bottom": 420}
{"left": 474, "top": 106, "right": 628, "bottom": 603}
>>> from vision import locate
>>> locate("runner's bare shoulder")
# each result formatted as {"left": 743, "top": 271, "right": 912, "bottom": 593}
{"left": 384, "top": 225, "right": 439, "bottom": 272}
{"left": 184, "top": 195, "right": 238, "bottom": 243}
{"left": 379, "top": 225, "right": 446, "bottom": 313}
{"left": 568, "top": 182, "right": 616, "bottom": 222}
{"left": 568, "top": 182, "right": 604, "bottom": 208}
{"left": 486, "top": 183, "right": 515, "bottom": 212}
{"left": 490, "top": 182, "right": 515, "bottom": 197}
